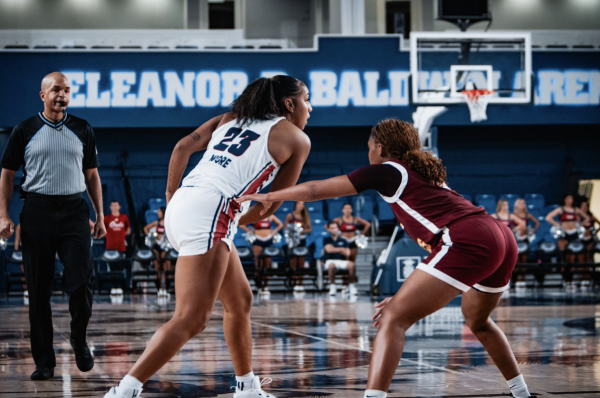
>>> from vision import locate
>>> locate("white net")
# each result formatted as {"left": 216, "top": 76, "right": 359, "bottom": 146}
{"left": 461, "top": 90, "right": 494, "bottom": 123}
{"left": 462, "top": 90, "right": 494, "bottom": 123}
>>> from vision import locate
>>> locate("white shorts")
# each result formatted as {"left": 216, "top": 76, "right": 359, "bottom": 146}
{"left": 165, "top": 186, "right": 238, "bottom": 257}
{"left": 323, "top": 259, "right": 351, "bottom": 271}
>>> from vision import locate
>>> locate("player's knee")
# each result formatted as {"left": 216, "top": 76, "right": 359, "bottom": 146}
{"left": 224, "top": 292, "right": 253, "bottom": 316}
{"left": 463, "top": 313, "right": 490, "bottom": 333}
{"left": 379, "top": 308, "right": 413, "bottom": 332}
{"left": 173, "top": 311, "right": 211, "bottom": 337}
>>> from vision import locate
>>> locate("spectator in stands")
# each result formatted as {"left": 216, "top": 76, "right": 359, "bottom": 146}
{"left": 104, "top": 201, "right": 131, "bottom": 253}
{"left": 545, "top": 194, "right": 590, "bottom": 253}
{"left": 285, "top": 201, "right": 312, "bottom": 292}
{"left": 322, "top": 222, "right": 357, "bottom": 297}
{"left": 580, "top": 199, "right": 599, "bottom": 262}
{"left": 512, "top": 199, "right": 539, "bottom": 242}
{"left": 491, "top": 199, "right": 524, "bottom": 233}
{"left": 143, "top": 206, "right": 170, "bottom": 297}
{"left": 240, "top": 215, "right": 283, "bottom": 297}
{"left": 333, "top": 203, "right": 370, "bottom": 262}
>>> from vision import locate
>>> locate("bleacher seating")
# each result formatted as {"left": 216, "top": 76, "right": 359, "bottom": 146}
{"left": 354, "top": 195, "right": 374, "bottom": 221}
{"left": 524, "top": 193, "right": 545, "bottom": 210}
{"left": 301, "top": 164, "right": 342, "bottom": 179}
{"left": 140, "top": 188, "right": 580, "bottom": 291}
{"left": 543, "top": 204, "right": 560, "bottom": 218}
{"left": 326, "top": 197, "right": 349, "bottom": 220}
{"left": 148, "top": 198, "right": 166, "bottom": 211}
{"left": 274, "top": 201, "right": 295, "bottom": 222}
{"left": 306, "top": 201, "right": 324, "bottom": 220}
{"left": 376, "top": 197, "right": 395, "bottom": 223}
{"left": 145, "top": 209, "right": 158, "bottom": 225}
{"left": 475, "top": 194, "right": 497, "bottom": 214}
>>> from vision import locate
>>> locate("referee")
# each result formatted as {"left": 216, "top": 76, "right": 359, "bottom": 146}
{"left": 0, "top": 72, "right": 106, "bottom": 380}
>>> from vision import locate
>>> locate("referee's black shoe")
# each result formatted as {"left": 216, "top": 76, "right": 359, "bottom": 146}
{"left": 70, "top": 339, "right": 94, "bottom": 372}
{"left": 31, "top": 365, "right": 54, "bottom": 380}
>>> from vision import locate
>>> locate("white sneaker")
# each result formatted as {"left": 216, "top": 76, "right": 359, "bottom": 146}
{"left": 259, "top": 288, "right": 270, "bottom": 297}
{"left": 349, "top": 283, "right": 358, "bottom": 296}
{"left": 104, "top": 384, "right": 142, "bottom": 398}
{"left": 328, "top": 284, "right": 337, "bottom": 296}
{"left": 293, "top": 285, "right": 301, "bottom": 292}
{"left": 233, "top": 376, "right": 276, "bottom": 398}
{"left": 23, "top": 290, "right": 28, "bottom": 297}
{"left": 515, "top": 281, "right": 527, "bottom": 289}
{"left": 110, "top": 288, "right": 117, "bottom": 295}
{"left": 341, "top": 286, "right": 349, "bottom": 296}
{"left": 297, "top": 285, "right": 304, "bottom": 292}
{"left": 116, "top": 288, "right": 124, "bottom": 295}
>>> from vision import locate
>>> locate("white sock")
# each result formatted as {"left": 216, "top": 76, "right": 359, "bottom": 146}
{"left": 507, "top": 374, "right": 530, "bottom": 398}
{"left": 364, "top": 389, "right": 387, "bottom": 398}
{"left": 236, "top": 371, "right": 255, "bottom": 390}
{"left": 120, "top": 374, "right": 143, "bottom": 389}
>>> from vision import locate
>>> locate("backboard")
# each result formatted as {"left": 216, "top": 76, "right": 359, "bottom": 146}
{"left": 410, "top": 32, "right": 531, "bottom": 104}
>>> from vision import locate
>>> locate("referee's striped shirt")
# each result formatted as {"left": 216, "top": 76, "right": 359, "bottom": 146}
{"left": 1, "top": 113, "right": 99, "bottom": 195}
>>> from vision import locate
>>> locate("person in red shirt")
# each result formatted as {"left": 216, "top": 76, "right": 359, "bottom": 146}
{"left": 104, "top": 201, "right": 131, "bottom": 253}
{"left": 238, "top": 118, "right": 535, "bottom": 398}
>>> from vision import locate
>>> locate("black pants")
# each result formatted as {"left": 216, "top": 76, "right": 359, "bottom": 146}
{"left": 20, "top": 193, "right": 93, "bottom": 368}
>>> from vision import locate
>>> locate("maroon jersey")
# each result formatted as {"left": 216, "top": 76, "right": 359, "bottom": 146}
{"left": 348, "top": 159, "right": 485, "bottom": 250}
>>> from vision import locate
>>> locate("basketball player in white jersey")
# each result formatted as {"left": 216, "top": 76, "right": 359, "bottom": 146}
{"left": 104, "top": 75, "right": 311, "bottom": 398}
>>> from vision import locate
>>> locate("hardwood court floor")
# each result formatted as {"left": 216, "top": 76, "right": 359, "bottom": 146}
{"left": 1, "top": 290, "right": 599, "bottom": 397}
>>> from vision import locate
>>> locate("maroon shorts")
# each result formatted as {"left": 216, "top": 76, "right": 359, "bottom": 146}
{"left": 416, "top": 215, "right": 518, "bottom": 293}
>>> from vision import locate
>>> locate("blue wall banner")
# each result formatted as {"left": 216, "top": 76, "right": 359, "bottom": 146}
{"left": 1, "top": 37, "right": 599, "bottom": 128}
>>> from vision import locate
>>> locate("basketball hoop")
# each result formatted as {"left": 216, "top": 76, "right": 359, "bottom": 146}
{"left": 462, "top": 89, "right": 494, "bottom": 123}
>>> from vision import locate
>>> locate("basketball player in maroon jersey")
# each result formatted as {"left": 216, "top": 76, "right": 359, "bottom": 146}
{"left": 238, "top": 118, "right": 535, "bottom": 398}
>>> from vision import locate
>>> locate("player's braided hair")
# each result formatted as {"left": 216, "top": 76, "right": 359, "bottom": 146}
{"left": 370, "top": 118, "right": 447, "bottom": 187}
{"left": 231, "top": 75, "right": 305, "bottom": 127}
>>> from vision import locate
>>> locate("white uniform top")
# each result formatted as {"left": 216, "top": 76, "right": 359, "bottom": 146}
{"left": 182, "top": 116, "right": 284, "bottom": 205}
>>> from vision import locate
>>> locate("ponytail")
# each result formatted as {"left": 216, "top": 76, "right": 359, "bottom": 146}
{"left": 370, "top": 118, "right": 447, "bottom": 186}
{"left": 231, "top": 75, "right": 304, "bottom": 127}
{"left": 401, "top": 150, "right": 447, "bottom": 187}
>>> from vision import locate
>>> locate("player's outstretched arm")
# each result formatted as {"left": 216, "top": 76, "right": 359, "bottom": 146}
{"left": 237, "top": 175, "right": 358, "bottom": 217}
{"left": 165, "top": 113, "right": 226, "bottom": 202}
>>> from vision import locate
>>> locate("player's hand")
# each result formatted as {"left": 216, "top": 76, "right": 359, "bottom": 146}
{"left": 0, "top": 216, "right": 14, "bottom": 239}
{"left": 372, "top": 297, "right": 393, "bottom": 328}
{"left": 236, "top": 194, "right": 273, "bottom": 216}
{"left": 93, "top": 218, "right": 107, "bottom": 239}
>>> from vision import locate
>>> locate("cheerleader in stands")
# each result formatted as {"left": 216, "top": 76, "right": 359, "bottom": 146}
{"left": 545, "top": 194, "right": 590, "bottom": 252}
{"left": 105, "top": 75, "right": 311, "bottom": 398}
{"left": 239, "top": 118, "right": 536, "bottom": 398}
{"left": 579, "top": 199, "right": 599, "bottom": 263}
{"left": 240, "top": 215, "right": 283, "bottom": 296}
{"left": 284, "top": 201, "right": 312, "bottom": 291}
{"left": 333, "top": 202, "right": 370, "bottom": 262}
{"left": 511, "top": 199, "right": 540, "bottom": 283}
{"left": 512, "top": 199, "right": 539, "bottom": 243}
{"left": 491, "top": 199, "right": 524, "bottom": 234}
{"left": 144, "top": 206, "right": 171, "bottom": 297}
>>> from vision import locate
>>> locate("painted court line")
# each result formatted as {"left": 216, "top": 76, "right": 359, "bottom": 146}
{"left": 251, "top": 320, "right": 465, "bottom": 376}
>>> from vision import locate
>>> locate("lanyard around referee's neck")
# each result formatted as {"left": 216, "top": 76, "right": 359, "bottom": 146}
{"left": 39, "top": 112, "right": 67, "bottom": 129}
